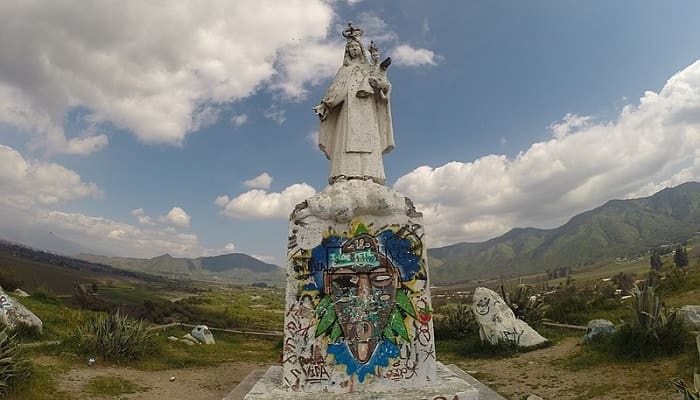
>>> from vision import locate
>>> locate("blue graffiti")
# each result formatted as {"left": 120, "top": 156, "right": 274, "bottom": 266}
{"left": 377, "top": 230, "right": 421, "bottom": 282}
{"left": 311, "top": 230, "right": 421, "bottom": 292}
{"left": 327, "top": 340, "right": 399, "bottom": 383}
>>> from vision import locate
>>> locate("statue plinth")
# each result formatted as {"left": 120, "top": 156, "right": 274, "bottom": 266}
{"left": 283, "top": 180, "right": 438, "bottom": 392}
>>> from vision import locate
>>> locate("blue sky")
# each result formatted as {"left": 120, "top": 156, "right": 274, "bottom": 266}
{"left": 1, "top": 1, "right": 700, "bottom": 264}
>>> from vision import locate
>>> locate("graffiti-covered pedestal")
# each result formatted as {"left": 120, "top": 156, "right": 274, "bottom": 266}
{"left": 283, "top": 180, "right": 435, "bottom": 392}
{"left": 244, "top": 180, "right": 476, "bottom": 399}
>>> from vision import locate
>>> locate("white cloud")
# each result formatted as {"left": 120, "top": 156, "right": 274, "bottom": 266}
{"left": 549, "top": 113, "right": 591, "bottom": 139}
{"left": 221, "top": 243, "right": 236, "bottom": 253}
{"left": 214, "top": 195, "right": 230, "bottom": 207}
{"left": 263, "top": 105, "right": 287, "bottom": 125}
{"left": 217, "top": 183, "right": 316, "bottom": 219}
{"left": 130, "top": 208, "right": 155, "bottom": 225}
{"left": 252, "top": 254, "right": 277, "bottom": 263}
{"left": 26, "top": 209, "right": 228, "bottom": 258}
{"left": 391, "top": 44, "right": 439, "bottom": 67}
{"left": 244, "top": 172, "right": 273, "bottom": 189}
{"left": 159, "top": 207, "right": 191, "bottom": 228}
{"left": 0, "top": 145, "right": 101, "bottom": 209}
{"left": 230, "top": 114, "right": 248, "bottom": 127}
{"left": 394, "top": 60, "right": 700, "bottom": 247}
{"left": 0, "top": 1, "right": 335, "bottom": 152}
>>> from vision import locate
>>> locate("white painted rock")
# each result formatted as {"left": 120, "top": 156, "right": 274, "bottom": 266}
{"left": 679, "top": 305, "right": 700, "bottom": 330}
{"left": 13, "top": 289, "right": 30, "bottom": 297}
{"left": 0, "top": 287, "right": 42, "bottom": 333}
{"left": 167, "top": 336, "right": 179, "bottom": 342}
{"left": 472, "top": 287, "right": 547, "bottom": 348}
{"left": 191, "top": 325, "right": 215, "bottom": 344}
{"left": 179, "top": 338, "right": 195, "bottom": 346}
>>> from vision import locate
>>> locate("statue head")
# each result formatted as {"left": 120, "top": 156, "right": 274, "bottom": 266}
{"left": 342, "top": 22, "right": 367, "bottom": 65}
{"left": 324, "top": 233, "right": 399, "bottom": 363}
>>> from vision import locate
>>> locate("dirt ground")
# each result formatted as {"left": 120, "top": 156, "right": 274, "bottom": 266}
{"left": 37, "top": 337, "right": 683, "bottom": 400}
{"left": 453, "top": 337, "right": 680, "bottom": 400}
{"left": 38, "top": 358, "right": 266, "bottom": 400}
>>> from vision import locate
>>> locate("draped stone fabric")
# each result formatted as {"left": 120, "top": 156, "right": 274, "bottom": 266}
{"left": 318, "top": 56, "right": 394, "bottom": 185}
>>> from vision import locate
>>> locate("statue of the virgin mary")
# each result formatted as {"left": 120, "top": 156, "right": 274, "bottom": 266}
{"left": 314, "top": 22, "right": 394, "bottom": 185}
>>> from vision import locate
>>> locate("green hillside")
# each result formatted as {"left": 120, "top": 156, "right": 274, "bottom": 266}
{"left": 428, "top": 181, "right": 700, "bottom": 284}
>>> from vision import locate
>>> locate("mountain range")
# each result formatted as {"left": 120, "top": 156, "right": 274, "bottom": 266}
{"left": 75, "top": 252, "right": 285, "bottom": 286}
{"left": 427, "top": 181, "right": 700, "bottom": 285}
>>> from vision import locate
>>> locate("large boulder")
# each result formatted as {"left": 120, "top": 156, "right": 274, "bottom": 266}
{"left": 583, "top": 319, "right": 615, "bottom": 342}
{"left": 191, "top": 325, "right": 215, "bottom": 344}
{"left": 472, "top": 287, "right": 547, "bottom": 348}
{"left": 0, "top": 287, "right": 43, "bottom": 333}
{"left": 679, "top": 305, "right": 700, "bottom": 331}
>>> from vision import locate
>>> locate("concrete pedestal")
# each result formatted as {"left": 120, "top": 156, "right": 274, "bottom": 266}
{"left": 225, "top": 362, "right": 480, "bottom": 400}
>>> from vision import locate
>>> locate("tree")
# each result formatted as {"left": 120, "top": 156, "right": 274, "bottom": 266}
{"left": 673, "top": 245, "right": 689, "bottom": 268}
{"left": 650, "top": 249, "right": 662, "bottom": 271}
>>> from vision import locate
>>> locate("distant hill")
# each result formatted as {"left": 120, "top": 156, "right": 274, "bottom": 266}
{"left": 0, "top": 240, "right": 165, "bottom": 294}
{"left": 428, "top": 182, "right": 700, "bottom": 285}
{"left": 75, "top": 252, "right": 285, "bottom": 287}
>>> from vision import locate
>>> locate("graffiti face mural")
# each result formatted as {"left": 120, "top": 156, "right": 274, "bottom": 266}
{"left": 285, "top": 219, "right": 435, "bottom": 390}
{"left": 323, "top": 233, "right": 399, "bottom": 363}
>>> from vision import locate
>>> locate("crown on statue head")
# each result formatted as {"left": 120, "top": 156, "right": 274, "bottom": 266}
{"left": 342, "top": 22, "right": 363, "bottom": 41}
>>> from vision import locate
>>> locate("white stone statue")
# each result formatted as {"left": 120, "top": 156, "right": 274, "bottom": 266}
{"left": 314, "top": 22, "right": 394, "bottom": 185}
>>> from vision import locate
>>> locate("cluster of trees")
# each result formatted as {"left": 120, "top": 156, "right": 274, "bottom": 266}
{"left": 650, "top": 245, "right": 690, "bottom": 270}
{"left": 545, "top": 266, "right": 572, "bottom": 280}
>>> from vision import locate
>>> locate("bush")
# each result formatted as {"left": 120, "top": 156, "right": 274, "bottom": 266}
{"left": 500, "top": 284, "right": 549, "bottom": 327}
{"left": 67, "top": 311, "right": 158, "bottom": 361}
{"left": 0, "top": 327, "right": 31, "bottom": 396}
{"left": 593, "top": 284, "right": 687, "bottom": 360}
{"left": 433, "top": 303, "right": 478, "bottom": 340}
{"left": 0, "top": 271, "right": 23, "bottom": 292}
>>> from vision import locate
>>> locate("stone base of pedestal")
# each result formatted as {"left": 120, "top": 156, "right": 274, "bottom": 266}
{"left": 224, "top": 362, "right": 485, "bottom": 400}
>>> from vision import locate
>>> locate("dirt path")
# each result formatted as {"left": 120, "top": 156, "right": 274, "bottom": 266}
{"left": 42, "top": 359, "right": 268, "bottom": 400}
{"left": 453, "top": 337, "right": 678, "bottom": 400}
{"left": 36, "top": 337, "right": 682, "bottom": 400}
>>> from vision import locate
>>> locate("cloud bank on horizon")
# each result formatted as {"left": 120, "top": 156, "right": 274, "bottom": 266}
{"left": 394, "top": 60, "right": 700, "bottom": 246}
{"left": 0, "top": 1, "right": 699, "bottom": 261}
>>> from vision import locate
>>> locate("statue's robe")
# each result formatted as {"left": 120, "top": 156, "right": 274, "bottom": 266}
{"left": 318, "top": 61, "right": 394, "bottom": 185}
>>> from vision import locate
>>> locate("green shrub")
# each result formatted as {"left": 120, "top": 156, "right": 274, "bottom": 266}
{"left": 9, "top": 323, "right": 42, "bottom": 342}
{"left": 500, "top": 284, "right": 549, "bottom": 327}
{"left": 0, "top": 327, "right": 31, "bottom": 396}
{"left": 605, "top": 284, "right": 687, "bottom": 359}
{"left": 67, "top": 311, "right": 158, "bottom": 361}
{"left": 433, "top": 303, "right": 478, "bottom": 340}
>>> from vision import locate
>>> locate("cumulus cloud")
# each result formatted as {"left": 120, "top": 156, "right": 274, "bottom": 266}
{"left": 0, "top": 145, "right": 101, "bottom": 209}
{"left": 214, "top": 195, "right": 230, "bottom": 207}
{"left": 391, "top": 44, "right": 439, "bottom": 67}
{"left": 0, "top": 1, "right": 335, "bottom": 152}
{"left": 130, "top": 208, "right": 155, "bottom": 225}
{"left": 25, "top": 209, "right": 230, "bottom": 258}
{"left": 217, "top": 183, "right": 316, "bottom": 219}
{"left": 263, "top": 105, "right": 287, "bottom": 125}
{"left": 244, "top": 172, "right": 273, "bottom": 189}
{"left": 159, "top": 207, "right": 191, "bottom": 228}
{"left": 394, "top": 60, "right": 700, "bottom": 247}
{"left": 0, "top": 146, "right": 226, "bottom": 258}
{"left": 230, "top": 114, "right": 248, "bottom": 127}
